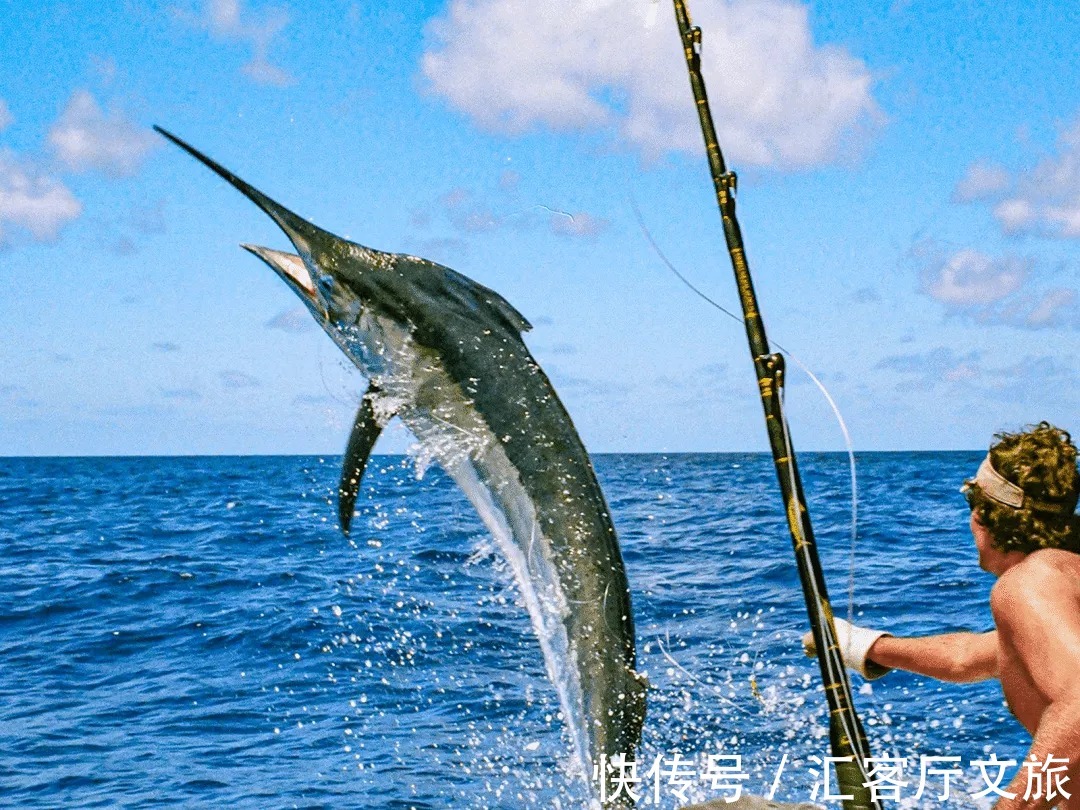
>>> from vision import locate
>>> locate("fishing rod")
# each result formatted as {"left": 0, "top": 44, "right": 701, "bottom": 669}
{"left": 670, "top": 2, "right": 881, "bottom": 808}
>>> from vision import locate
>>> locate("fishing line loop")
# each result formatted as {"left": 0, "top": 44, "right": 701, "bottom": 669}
{"left": 630, "top": 194, "right": 860, "bottom": 624}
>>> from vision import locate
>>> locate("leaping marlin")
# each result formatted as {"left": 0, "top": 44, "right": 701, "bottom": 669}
{"left": 155, "top": 127, "right": 646, "bottom": 805}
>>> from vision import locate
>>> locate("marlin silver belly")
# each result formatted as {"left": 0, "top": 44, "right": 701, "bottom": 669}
{"left": 157, "top": 126, "right": 646, "bottom": 806}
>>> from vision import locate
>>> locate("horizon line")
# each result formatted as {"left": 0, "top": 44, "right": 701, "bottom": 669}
{"left": 0, "top": 449, "right": 987, "bottom": 461}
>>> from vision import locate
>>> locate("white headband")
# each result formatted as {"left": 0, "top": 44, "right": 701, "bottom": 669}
{"left": 974, "top": 456, "right": 1024, "bottom": 508}
{"left": 971, "top": 454, "right": 1075, "bottom": 515}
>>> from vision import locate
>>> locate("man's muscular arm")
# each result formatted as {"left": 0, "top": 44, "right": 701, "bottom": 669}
{"left": 868, "top": 631, "right": 998, "bottom": 683}
{"left": 991, "top": 554, "right": 1080, "bottom": 810}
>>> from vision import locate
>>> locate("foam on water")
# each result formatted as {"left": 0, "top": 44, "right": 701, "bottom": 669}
{"left": 393, "top": 383, "right": 592, "bottom": 788}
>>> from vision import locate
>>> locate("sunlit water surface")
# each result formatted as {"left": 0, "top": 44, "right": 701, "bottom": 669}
{"left": 0, "top": 453, "right": 1029, "bottom": 808}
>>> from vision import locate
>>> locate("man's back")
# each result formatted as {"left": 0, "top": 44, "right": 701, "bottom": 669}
{"left": 991, "top": 548, "right": 1080, "bottom": 737}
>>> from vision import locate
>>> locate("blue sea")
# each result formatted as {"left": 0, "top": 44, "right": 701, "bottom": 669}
{"left": 0, "top": 453, "right": 1031, "bottom": 808}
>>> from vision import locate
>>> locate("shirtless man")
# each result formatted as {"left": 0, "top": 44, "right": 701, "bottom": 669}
{"left": 805, "top": 422, "right": 1080, "bottom": 810}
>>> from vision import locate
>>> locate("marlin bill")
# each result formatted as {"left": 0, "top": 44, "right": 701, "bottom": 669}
{"left": 156, "top": 127, "right": 647, "bottom": 805}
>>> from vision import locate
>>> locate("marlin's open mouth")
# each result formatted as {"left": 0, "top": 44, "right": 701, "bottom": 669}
{"left": 243, "top": 245, "right": 315, "bottom": 296}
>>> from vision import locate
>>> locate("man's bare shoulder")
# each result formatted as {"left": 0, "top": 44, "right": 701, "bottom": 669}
{"left": 1013, "top": 549, "right": 1080, "bottom": 580}
{"left": 991, "top": 550, "right": 1080, "bottom": 618}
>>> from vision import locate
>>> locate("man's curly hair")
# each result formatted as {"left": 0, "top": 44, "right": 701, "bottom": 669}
{"left": 964, "top": 422, "right": 1080, "bottom": 554}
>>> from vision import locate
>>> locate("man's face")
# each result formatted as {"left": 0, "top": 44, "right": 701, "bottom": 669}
{"left": 971, "top": 511, "right": 998, "bottom": 573}
{"left": 970, "top": 511, "right": 1026, "bottom": 576}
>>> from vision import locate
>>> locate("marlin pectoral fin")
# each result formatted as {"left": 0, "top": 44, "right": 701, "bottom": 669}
{"left": 338, "top": 384, "right": 390, "bottom": 535}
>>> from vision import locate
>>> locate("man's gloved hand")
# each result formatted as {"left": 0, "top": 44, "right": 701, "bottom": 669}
{"left": 802, "top": 617, "right": 892, "bottom": 680}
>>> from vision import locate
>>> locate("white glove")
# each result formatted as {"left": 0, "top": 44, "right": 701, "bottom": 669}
{"left": 802, "top": 617, "right": 892, "bottom": 680}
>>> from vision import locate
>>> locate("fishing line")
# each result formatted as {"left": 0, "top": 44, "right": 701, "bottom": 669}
{"left": 316, "top": 346, "right": 359, "bottom": 409}
{"left": 654, "top": 636, "right": 753, "bottom": 718}
{"left": 468, "top": 203, "right": 584, "bottom": 230}
{"left": 532, "top": 204, "right": 578, "bottom": 221}
{"left": 630, "top": 197, "right": 744, "bottom": 325}
{"left": 630, "top": 196, "right": 860, "bottom": 624}
{"left": 777, "top": 384, "right": 876, "bottom": 773}
{"left": 783, "top": 357, "right": 859, "bottom": 627}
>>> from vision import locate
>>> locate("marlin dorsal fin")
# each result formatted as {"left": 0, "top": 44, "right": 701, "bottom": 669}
{"left": 338, "top": 383, "right": 391, "bottom": 535}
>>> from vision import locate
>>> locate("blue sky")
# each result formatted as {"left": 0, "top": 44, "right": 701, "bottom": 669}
{"left": 1, "top": 0, "right": 1077, "bottom": 456}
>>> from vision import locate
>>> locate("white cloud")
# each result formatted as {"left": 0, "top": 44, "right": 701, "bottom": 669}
{"left": 90, "top": 56, "right": 119, "bottom": 86}
{"left": 421, "top": 0, "right": 879, "bottom": 168}
{"left": 265, "top": 306, "right": 315, "bottom": 332}
{"left": 921, "top": 249, "right": 1026, "bottom": 307}
{"left": 1046, "top": 204, "right": 1080, "bottom": 238}
{"left": 1024, "top": 287, "right": 1076, "bottom": 328}
{"left": 499, "top": 169, "right": 520, "bottom": 191}
{"left": 48, "top": 90, "right": 157, "bottom": 177}
{"left": 877, "top": 347, "right": 982, "bottom": 382}
{"left": 876, "top": 347, "right": 1077, "bottom": 400}
{"left": 178, "top": 0, "right": 294, "bottom": 86}
{"left": 0, "top": 150, "right": 82, "bottom": 245}
{"left": 0, "top": 99, "right": 12, "bottom": 132}
{"left": 220, "top": 370, "right": 261, "bottom": 388}
{"left": 416, "top": 182, "right": 609, "bottom": 242}
{"left": 952, "top": 160, "right": 1009, "bottom": 203}
{"left": 991, "top": 117, "right": 1080, "bottom": 238}
{"left": 993, "top": 198, "right": 1036, "bottom": 234}
{"left": 943, "top": 362, "right": 980, "bottom": 382}
{"left": 162, "top": 387, "right": 203, "bottom": 401}
{"left": 917, "top": 246, "right": 1077, "bottom": 330}
{"left": 460, "top": 210, "right": 499, "bottom": 232}
{"left": 411, "top": 236, "right": 469, "bottom": 262}
{"left": 426, "top": 186, "right": 499, "bottom": 232}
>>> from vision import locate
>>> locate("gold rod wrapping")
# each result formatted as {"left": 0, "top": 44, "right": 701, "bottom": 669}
{"left": 670, "top": 2, "right": 881, "bottom": 807}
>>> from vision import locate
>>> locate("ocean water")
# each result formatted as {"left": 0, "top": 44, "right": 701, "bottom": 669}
{"left": 0, "top": 453, "right": 1031, "bottom": 808}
